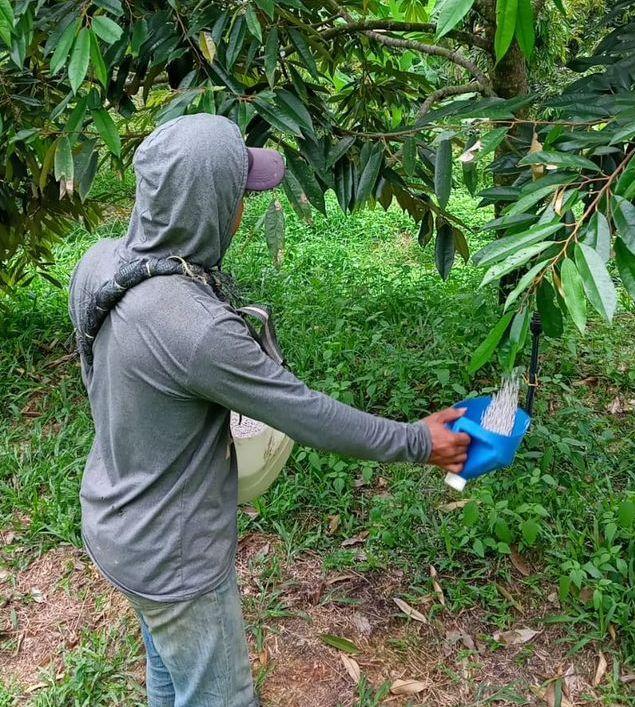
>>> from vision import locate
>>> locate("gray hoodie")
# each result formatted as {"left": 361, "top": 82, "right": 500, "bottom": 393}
{"left": 69, "top": 114, "right": 432, "bottom": 602}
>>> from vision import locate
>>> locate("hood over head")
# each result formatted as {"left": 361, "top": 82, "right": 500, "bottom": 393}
{"left": 124, "top": 114, "right": 248, "bottom": 267}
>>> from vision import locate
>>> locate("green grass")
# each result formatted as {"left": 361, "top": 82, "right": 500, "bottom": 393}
{"left": 1, "top": 173, "right": 634, "bottom": 701}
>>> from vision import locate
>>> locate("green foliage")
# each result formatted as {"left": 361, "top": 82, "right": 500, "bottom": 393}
{"left": 1, "top": 0, "right": 634, "bottom": 366}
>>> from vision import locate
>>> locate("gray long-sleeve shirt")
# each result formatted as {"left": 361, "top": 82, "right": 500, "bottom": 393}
{"left": 69, "top": 115, "right": 431, "bottom": 602}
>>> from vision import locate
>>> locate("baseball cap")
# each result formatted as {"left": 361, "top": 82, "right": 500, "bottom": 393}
{"left": 245, "top": 147, "right": 286, "bottom": 191}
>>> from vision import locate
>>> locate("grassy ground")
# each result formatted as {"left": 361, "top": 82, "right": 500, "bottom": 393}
{"left": 0, "top": 171, "right": 634, "bottom": 705}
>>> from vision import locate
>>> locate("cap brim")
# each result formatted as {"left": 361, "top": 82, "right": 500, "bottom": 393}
{"left": 245, "top": 148, "right": 286, "bottom": 191}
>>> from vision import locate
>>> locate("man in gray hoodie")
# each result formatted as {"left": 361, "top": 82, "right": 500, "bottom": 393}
{"left": 69, "top": 114, "right": 469, "bottom": 707}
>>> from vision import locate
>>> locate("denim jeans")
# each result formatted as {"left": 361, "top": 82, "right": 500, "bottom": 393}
{"left": 124, "top": 569, "right": 258, "bottom": 707}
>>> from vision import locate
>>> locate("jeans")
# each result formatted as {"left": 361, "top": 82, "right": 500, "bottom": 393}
{"left": 124, "top": 569, "right": 258, "bottom": 707}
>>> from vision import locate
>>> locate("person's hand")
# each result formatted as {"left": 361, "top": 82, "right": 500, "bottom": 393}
{"left": 421, "top": 407, "right": 471, "bottom": 474}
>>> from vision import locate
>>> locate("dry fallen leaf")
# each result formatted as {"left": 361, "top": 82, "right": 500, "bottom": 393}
{"left": 593, "top": 652, "right": 608, "bottom": 687}
{"left": 531, "top": 682, "right": 574, "bottom": 707}
{"left": 437, "top": 499, "right": 471, "bottom": 512}
{"left": 606, "top": 396, "right": 634, "bottom": 415}
{"left": 241, "top": 506, "right": 259, "bottom": 520}
{"left": 328, "top": 514, "right": 341, "bottom": 534}
{"left": 445, "top": 630, "right": 477, "bottom": 653}
{"left": 351, "top": 612, "right": 372, "bottom": 637}
{"left": 429, "top": 565, "right": 445, "bottom": 606}
{"left": 341, "top": 531, "right": 369, "bottom": 547}
{"left": 30, "top": 587, "right": 45, "bottom": 603}
{"left": 393, "top": 597, "right": 427, "bottom": 624}
{"left": 340, "top": 653, "right": 361, "bottom": 684}
{"left": 493, "top": 627, "right": 540, "bottom": 645}
{"left": 620, "top": 673, "right": 635, "bottom": 684}
{"left": 390, "top": 679, "right": 428, "bottom": 695}
{"left": 495, "top": 582, "right": 523, "bottom": 612}
{"left": 510, "top": 545, "right": 531, "bottom": 577}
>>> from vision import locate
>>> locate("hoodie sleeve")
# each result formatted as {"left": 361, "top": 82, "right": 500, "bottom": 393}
{"left": 186, "top": 304, "right": 432, "bottom": 464}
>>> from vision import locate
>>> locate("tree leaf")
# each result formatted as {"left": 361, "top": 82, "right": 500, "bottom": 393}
{"left": 39, "top": 140, "right": 57, "bottom": 192}
{"left": 574, "top": 243, "right": 617, "bottom": 322}
{"left": 468, "top": 311, "right": 515, "bottom": 374}
{"left": 515, "top": 0, "right": 535, "bottom": 59}
{"left": 435, "top": 0, "right": 475, "bottom": 38}
{"left": 91, "top": 15, "right": 122, "bottom": 44}
{"left": 91, "top": 107, "right": 121, "bottom": 157}
{"left": 494, "top": 0, "right": 519, "bottom": 62}
{"left": 264, "top": 198, "right": 285, "bottom": 266}
{"left": 68, "top": 27, "right": 90, "bottom": 94}
{"left": 226, "top": 16, "right": 246, "bottom": 70}
{"left": 477, "top": 126, "right": 509, "bottom": 162}
{"left": 89, "top": 30, "right": 108, "bottom": 88}
{"left": 536, "top": 279, "right": 563, "bottom": 337}
{"left": 480, "top": 241, "right": 553, "bottom": 287}
{"left": 199, "top": 31, "right": 216, "bottom": 63}
{"left": 473, "top": 222, "right": 561, "bottom": 267}
{"left": 282, "top": 170, "right": 312, "bottom": 223}
{"left": 454, "top": 229, "right": 469, "bottom": 263}
{"left": 74, "top": 140, "right": 99, "bottom": 202}
{"left": 581, "top": 211, "right": 610, "bottom": 263}
{"left": 505, "top": 183, "right": 557, "bottom": 216}
{"left": 288, "top": 28, "right": 318, "bottom": 79}
{"left": 418, "top": 210, "right": 434, "bottom": 248}
{"left": 274, "top": 89, "right": 314, "bottom": 135}
{"left": 0, "top": 0, "right": 13, "bottom": 47}
{"left": 131, "top": 18, "right": 148, "bottom": 56}
{"left": 434, "top": 138, "right": 452, "bottom": 208}
{"left": 462, "top": 159, "right": 478, "bottom": 195}
{"left": 519, "top": 151, "right": 600, "bottom": 172}
{"left": 54, "top": 136, "right": 73, "bottom": 183}
{"left": 503, "top": 259, "right": 549, "bottom": 311}
{"left": 253, "top": 97, "right": 302, "bottom": 137}
{"left": 612, "top": 195, "right": 635, "bottom": 254}
{"left": 245, "top": 5, "right": 262, "bottom": 41}
{"left": 319, "top": 634, "right": 359, "bottom": 654}
{"left": 615, "top": 238, "right": 635, "bottom": 301}
{"left": 50, "top": 18, "right": 79, "bottom": 74}
{"left": 264, "top": 27, "right": 278, "bottom": 87}
{"left": 255, "top": 0, "right": 275, "bottom": 19}
{"left": 284, "top": 149, "right": 325, "bottom": 214}
{"left": 327, "top": 136, "right": 355, "bottom": 168}
{"left": 560, "top": 257, "right": 587, "bottom": 333}
{"left": 356, "top": 143, "right": 383, "bottom": 206}
{"left": 94, "top": 0, "right": 123, "bottom": 15}
{"left": 403, "top": 136, "right": 416, "bottom": 176}
{"left": 435, "top": 218, "right": 455, "bottom": 280}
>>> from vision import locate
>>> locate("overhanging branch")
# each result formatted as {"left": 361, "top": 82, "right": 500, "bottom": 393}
{"left": 321, "top": 20, "right": 490, "bottom": 51}
{"left": 418, "top": 83, "right": 481, "bottom": 117}
{"left": 323, "top": 0, "right": 492, "bottom": 95}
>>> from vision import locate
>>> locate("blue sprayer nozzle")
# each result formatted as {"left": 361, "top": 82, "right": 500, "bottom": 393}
{"left": 444, "top": 397, "right": 531, "bottom": 492}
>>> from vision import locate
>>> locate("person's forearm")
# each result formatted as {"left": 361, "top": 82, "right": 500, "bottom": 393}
{"left": 188, "top": 316, "right": 431, "bottom": 463}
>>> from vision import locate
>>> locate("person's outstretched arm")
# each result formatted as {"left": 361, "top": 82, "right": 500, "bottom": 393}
{"left": 187, "top": 303, "right": 469, "bottom": 470}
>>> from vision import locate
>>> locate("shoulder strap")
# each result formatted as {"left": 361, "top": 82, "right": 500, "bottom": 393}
{"left": 237, "top": 305, "right": 285, "bottom": 367}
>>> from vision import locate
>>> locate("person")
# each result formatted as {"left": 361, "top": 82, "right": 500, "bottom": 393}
{"left": 68, "top": 114, "right": 470, "bottom": 707}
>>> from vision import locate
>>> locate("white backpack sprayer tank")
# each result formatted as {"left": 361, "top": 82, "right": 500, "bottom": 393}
{"left": 231, "top": 413, "right": 294, "bottom": 504}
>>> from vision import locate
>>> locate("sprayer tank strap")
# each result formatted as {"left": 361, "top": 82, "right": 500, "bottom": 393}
{"left": 237, "top": 305, "right": 285, "bottom": 367}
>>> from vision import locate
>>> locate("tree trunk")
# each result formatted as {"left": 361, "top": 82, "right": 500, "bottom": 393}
{"left": 477, "top": 0, "right": 531, "bottom": 302}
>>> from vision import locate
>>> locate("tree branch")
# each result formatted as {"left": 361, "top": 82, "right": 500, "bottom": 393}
{"left": 321, "top": 20, "right": 490, "bottom": 51}
{"left": 418, "top": 83, "right": 481, "bottom": 117}
{"left": 365, "top": 31, "right": 492, "bottom": 93}
{"left": 322, "top": 0, "right": 492, "bottom": 94}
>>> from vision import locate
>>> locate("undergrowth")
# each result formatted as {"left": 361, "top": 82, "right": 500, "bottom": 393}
{"left": 0, "top": 170, "right": 633, "bottom": 702}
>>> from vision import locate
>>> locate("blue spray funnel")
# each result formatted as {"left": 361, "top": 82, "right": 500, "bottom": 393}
{"left": 444, "top": 396, "right": 531, "bottom": 491}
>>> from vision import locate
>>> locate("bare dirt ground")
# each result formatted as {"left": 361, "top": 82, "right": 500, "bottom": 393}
{"left": 0, "top": 535, "right": 625, "bottom": 706}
